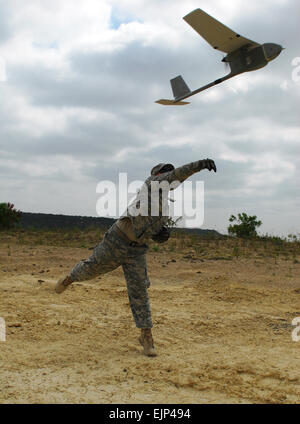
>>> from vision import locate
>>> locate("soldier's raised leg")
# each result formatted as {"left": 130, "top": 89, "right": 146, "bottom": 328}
{"left": 55, "top": 226, "right": 124, "bottom": 293}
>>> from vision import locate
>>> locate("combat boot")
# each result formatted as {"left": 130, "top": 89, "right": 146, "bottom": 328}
{"left": 139, "top": 328, "right": 157, "bottom": 357}
{"left": 55, "top": 275, "right": 73, "bottom": 294}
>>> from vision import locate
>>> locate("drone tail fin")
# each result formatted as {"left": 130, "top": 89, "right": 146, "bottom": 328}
{"left": 171, "top": 75, "right": 191, "bottom": 100}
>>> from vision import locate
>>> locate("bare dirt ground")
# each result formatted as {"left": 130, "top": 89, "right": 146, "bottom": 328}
{"left": 1, "top": 229, "right": 300, "bottom": 404}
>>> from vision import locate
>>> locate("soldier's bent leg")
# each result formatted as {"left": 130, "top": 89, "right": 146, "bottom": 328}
{"left": 122, "top": 254, "right": 152, "bottom": 329}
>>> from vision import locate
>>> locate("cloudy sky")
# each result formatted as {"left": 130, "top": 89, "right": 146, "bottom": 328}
{"left": 0, "top": 0, "right": 299, "bottom": 236}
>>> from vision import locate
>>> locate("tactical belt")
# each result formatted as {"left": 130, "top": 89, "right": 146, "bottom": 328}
{"left": 114, "top": 223, "right": 145, "bottom": 247}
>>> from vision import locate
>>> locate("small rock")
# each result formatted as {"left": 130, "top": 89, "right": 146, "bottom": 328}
{"left": 8, "top": 323, "right": 22, "bottom": 328}
{"left": 183, "top": 255, "right": 195, "bottom": 260}
{"left": 38, "top": 279, "right": 44, "bottom": 283}
{"left": 166, "top": 259, "right": 176, "bottom": 264}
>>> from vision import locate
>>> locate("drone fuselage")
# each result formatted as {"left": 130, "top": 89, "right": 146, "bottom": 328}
{"left": 224, "top": 43, "right": 283, "bottom": 76}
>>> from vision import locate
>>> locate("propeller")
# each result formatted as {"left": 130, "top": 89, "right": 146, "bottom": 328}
{"left": 223, "top": 59, "right": 230, "bottom": 72}
{"left": 219, "top": 52, "right": 230, "bottom": 72}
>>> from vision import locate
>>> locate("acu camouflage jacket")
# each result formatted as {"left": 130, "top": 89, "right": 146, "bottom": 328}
{"left": 123, "top": 159, "right": 212, "bottom": 240}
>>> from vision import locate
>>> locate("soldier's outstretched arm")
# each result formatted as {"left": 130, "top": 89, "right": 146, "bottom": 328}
{"left": 157, "top": 159, "right": 217, "bottom": 184}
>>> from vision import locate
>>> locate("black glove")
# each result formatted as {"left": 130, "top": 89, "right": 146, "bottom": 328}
{"left": 151, "top": 226, "right": 171, "bottom": 243}
{"left": 202, "top": 158, "right": 217, "bottom": 172}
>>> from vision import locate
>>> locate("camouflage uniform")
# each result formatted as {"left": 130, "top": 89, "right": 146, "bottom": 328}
{"left": 123, "top": 159, "right": 214, "bottom": 240}
{"left": 70, "top": 224, "right": 152, "bottom": 328}
{"left": 69, "top": 159, "right": 216, "bottom": 329}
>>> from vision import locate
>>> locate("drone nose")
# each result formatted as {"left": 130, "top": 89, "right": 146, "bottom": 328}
{"left": 263, "top": 43, "right": 284, "bottom": 61}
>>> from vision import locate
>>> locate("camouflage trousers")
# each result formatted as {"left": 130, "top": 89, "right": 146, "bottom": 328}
{"left": 69, "top": 224, "right": 152, "bottom": 328}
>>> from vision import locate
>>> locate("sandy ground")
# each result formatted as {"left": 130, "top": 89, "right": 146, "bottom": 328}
{"left": 1, "top": 234, "right": 300, "bottom": 404}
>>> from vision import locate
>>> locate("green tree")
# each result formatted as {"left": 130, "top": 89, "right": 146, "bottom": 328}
{"left": 228, "top": 213, "right": 262, "bottom": 238}
{"left": 0, "top": 203, "right": 21, "bottom": 230}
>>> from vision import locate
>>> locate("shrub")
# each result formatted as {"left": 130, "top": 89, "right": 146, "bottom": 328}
{"left": 0, "top": 202, "right": 21, "bottom": 230}
{"left": 228, "top": 213, "right": 262, "bottom": 238}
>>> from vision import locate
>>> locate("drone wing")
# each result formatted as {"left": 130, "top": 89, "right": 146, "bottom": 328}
{"left": 183, "top": 8, "right": 260, "bottom": 54}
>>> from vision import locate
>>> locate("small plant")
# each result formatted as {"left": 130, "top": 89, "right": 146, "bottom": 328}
{"left": 194, "top": 245, "right": 204, "bottom": 255}
{"left": 179, "top": 237, "right": 187, "bottom": 250}
{"left": 165, "top": 216, "right": 182, "bottom": 229}
{"left": 0, "top": 203, "right": 21, "bottom": 230}
{"left": 228, "top": 213, "right": 262, "bottom": 238}
{"left": 287, "top": 234, "right": 299, "bottom": 242}
{"left": 153, "top": 245, "right": 159, "bottom": 252}
{"left": 232, "top": 245, "right": 240, "bottom": 258}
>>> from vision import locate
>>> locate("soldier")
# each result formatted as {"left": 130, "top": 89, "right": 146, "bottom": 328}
{"left": 55, "top": 159, "right": 217, "bottom": 356}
